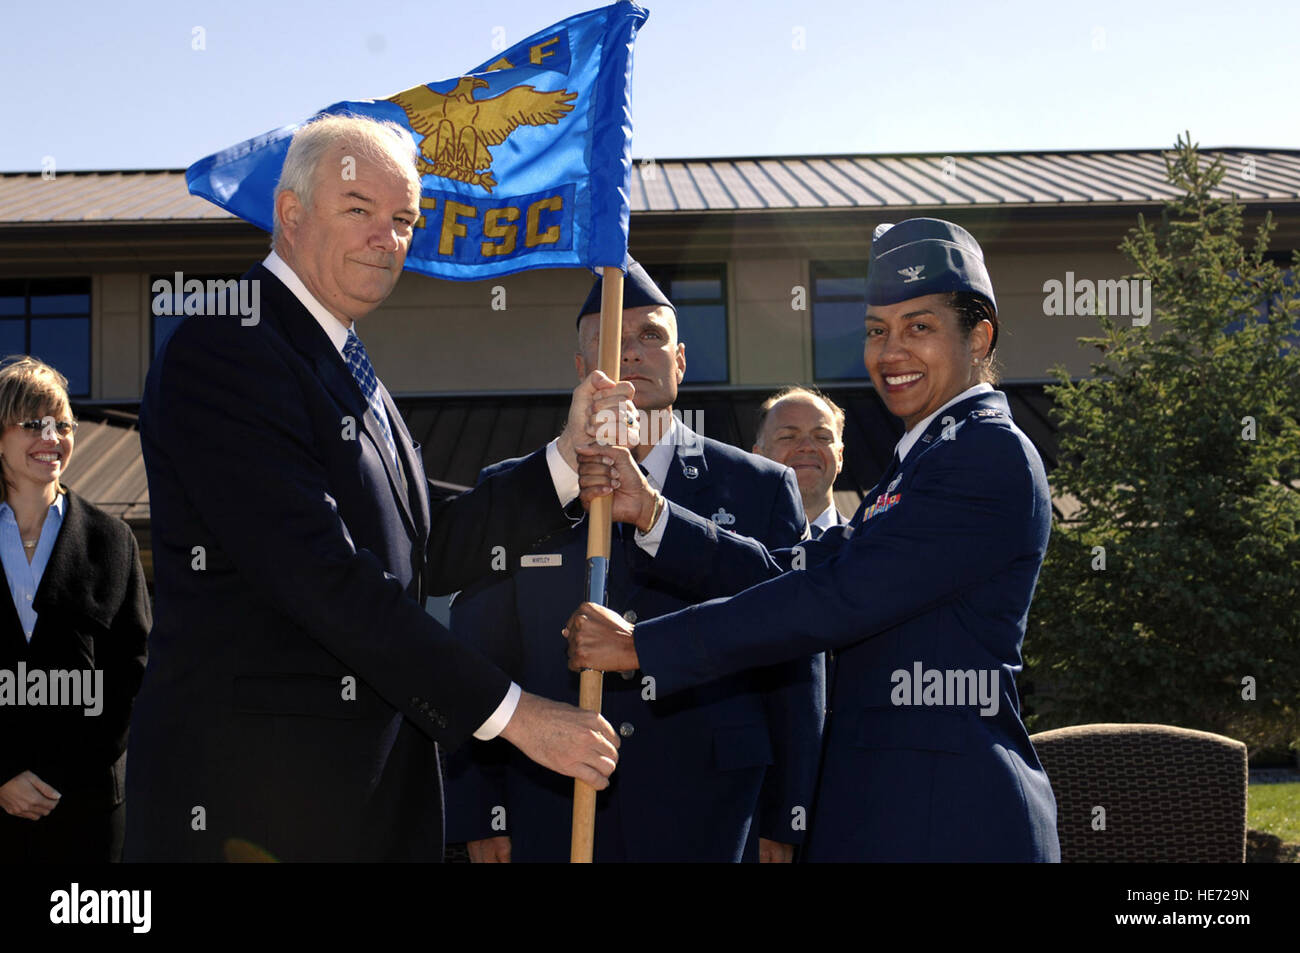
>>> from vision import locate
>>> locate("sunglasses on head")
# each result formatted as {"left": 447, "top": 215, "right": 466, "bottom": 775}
{"left": 16, "top": 419, "right": 77, "bottom": 436}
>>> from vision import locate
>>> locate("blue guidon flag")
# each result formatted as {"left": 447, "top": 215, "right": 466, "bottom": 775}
{"left": 185, "top": 1, "right": 648, "bottom": 279}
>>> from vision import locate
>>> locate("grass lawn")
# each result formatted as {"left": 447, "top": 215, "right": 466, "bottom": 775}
{"left": 1248, "top": 782, "right": 1300, "bottom": 844}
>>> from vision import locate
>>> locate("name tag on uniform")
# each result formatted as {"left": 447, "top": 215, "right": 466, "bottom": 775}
{"left": 521, "top": 554, "right": 563, "bottom": 568}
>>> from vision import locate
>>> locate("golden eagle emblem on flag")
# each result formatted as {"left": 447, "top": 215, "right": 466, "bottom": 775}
{"left": 387, "top": 77, "right": 578, "bottom": 192}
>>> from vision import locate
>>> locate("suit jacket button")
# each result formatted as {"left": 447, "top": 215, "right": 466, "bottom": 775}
{"left": 618, "top": 722, "right": 634, "bottom": 738}
{"left": 620, "top": 670, "right": 634, "bottom": 680}
{"left": 622, "top": 609, "right": 638, "bottom": 623}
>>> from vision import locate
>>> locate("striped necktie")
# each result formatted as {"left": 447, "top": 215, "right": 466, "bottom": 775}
{"left": 342, "top": 328, "right": 399, "bottom": 469}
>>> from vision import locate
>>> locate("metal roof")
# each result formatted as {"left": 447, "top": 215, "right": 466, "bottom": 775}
{"left": 62, "top": 408, "right": 150, "bottom": 523}
{"left": 4, "top": 149, "right": 1300, "bottom": 224}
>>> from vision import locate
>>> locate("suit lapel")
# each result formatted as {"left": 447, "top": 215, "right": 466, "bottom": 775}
{"left": 31, "top": 492, "right": 113, "bottom": 642}
{"left": 659, "top": 425, "right": 710, "bottom": 510}
{"left": 848, "top": 390, "right": 1010, "bottom": 528}
{"left": 908, "top": 390, "right": 1008, "bottom": 468}
{"left": 620, "top": 426, "right": 710, "bottom": 598}
{"left": 260, "top": 266, "right": 418, "bottom": 538}
{"left": 0, "top": 553, "right": 27, "bottom": 659}
{"left": 382, "top": 385, "right": 428, "bottom": 540}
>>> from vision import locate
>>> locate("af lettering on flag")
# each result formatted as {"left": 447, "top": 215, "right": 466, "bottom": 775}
{"left": 185, "top": 1, "right": 648, "bottom": 278}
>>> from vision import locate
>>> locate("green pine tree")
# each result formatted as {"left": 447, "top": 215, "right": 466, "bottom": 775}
{"left": 1025, "top": 133, "right": 1300, "bottom": 757}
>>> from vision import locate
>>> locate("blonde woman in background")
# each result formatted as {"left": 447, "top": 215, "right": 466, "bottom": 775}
{"left": 0, "top": 356, "right": 149, "bottom": 862}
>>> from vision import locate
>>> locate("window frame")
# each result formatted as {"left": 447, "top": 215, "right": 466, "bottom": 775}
{"left": 810, "top": 260, "right": 871, "bottom": 383}
{"left": 643, "top": 262, "right": 730, "bottom": 385}
{"left": 0, "top": 277, "right": 93, "bottom": 397}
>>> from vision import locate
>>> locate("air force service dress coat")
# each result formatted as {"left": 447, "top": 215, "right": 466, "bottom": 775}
{"left": 631, "top": 391, "right": 1060, "bottom": 862}
{"left": 445, "top": 427, "right": 825, "bottom": 861}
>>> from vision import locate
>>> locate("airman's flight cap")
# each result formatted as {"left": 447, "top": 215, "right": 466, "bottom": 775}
{"left": 865, "top": 218, "right": 997, "bottom": 314}
{"left": 576, "top": 259, "right": 676, "bottom": 327}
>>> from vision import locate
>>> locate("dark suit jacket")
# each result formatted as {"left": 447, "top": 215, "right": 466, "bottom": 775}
{"left": 0, "top": 489, "right": 150, "bottom": 862}
{"left": 125, "top": 263, "right": 573, "bottom": 862}
{"left": 631, "top": 391, "right": 1060, "bottom": 862}
{"left": 444, "top": 430, "right": 824, "bottom": 862}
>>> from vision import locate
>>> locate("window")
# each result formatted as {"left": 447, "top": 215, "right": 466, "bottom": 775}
{"left": 0, "top": 278, "right": 92, "bottom": 396}
{"left": 149, "top": 273, "right": 243, "bottom": 357}
{"left": 643, "top": 264, "right": 728, "bottom": 384}
{"left": 811, "top": 261, "right": 869, "bottom": 381}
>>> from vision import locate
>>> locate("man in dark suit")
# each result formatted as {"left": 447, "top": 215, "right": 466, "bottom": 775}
{"left": 125, "top": 114, "right": 621, "bottom": 862}
{"left": 445, "top": 265, "right": 823, "bottom": 862}
{"left": 753, "top": 387, "right": 847, "bottom": 538}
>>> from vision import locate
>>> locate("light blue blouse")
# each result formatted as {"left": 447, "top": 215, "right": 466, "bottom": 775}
{"left": 0, "top": 493, "right": 66, "bottom": 642}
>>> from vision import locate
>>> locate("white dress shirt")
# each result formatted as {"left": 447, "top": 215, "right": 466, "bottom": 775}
{"left": 809, "top": 504, "right": 843, "bottom": 538}
{"left": 550, "top": 415, "right": 682, "bottom": 558}
{"left": 263, "top": 252, "right": 520, "bottom": 741}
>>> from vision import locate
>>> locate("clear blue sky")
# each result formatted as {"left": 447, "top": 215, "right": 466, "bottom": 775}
{"left": 2, "top": 0, "right": 1297, "bottom": 172}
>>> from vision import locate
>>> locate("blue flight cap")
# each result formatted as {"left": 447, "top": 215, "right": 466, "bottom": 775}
{"left": 576, "top": 259, "right": 676, "bottom": 327}
{"left": 866, "top": 217, "right": 998, "bottom": 325}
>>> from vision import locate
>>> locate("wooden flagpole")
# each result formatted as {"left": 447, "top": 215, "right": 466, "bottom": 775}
{"left": 570, "top": 265, "right": 624, "bottom": 863}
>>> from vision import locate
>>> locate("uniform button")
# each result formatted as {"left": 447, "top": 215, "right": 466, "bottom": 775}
{"left": 623, "top": 609, "right": 637, "bottom": 623}
{"left": 25, "top": 594, "right": 32, "bottom": 601}
{"left": 620, "top": 670, "right": 634, "bottom": 680}
{"left": 618, "top": 722, "right": 634, "bottom": 738}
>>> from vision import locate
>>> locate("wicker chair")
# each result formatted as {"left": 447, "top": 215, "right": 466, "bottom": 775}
{"left": 1028, "top": 723, "right": 1248, "bottom": 862}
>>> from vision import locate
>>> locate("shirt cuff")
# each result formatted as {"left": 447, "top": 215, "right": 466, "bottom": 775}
{"left": 473, "top": 681, "right": 521, "bottom": 740}
{"left": 633, "top": 498, "right": 670, "bottom": 557}
{"left": 546, "top": 438, "right": 580, "bottom": 507}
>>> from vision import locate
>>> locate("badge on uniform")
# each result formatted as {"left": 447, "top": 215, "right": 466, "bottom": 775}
{"left": 887, "top": 474, "right": 902, "bottom": 493}
{"left": 521, "top": 554, "right": 562, "bottom": 567}
{"left": 711, "top": 507, "right": 735, "bottom": 527}
{"left": 682, "top": 464, "right": 699, "bottom": 480}
{"left": 860, "top": 491, "right": 902, "bottom": 523}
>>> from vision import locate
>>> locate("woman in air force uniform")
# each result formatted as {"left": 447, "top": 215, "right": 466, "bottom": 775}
{"left": 564, "top": 218, "right": 1060, "bottom": 862}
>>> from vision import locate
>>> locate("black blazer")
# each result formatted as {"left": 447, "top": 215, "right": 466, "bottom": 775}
{"left": 126, "top": 264, "right": 573, "bottom": 862}
{"left": 0, "top": 489, "right": 150, "bottom": 837}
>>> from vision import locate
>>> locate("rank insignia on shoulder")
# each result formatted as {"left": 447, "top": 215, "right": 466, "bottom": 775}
{"left": 970, "top": 409, "right": 1004, "bottom": 419}
{"left": 711, "top": 507, "right": 736, "bottom": 527}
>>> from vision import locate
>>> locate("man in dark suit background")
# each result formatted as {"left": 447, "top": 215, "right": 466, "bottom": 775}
{"left": 125, "top": 114, "right": 623, "bottom": 862}
{"left": 753, "top": 387, "right": 847, "bottom": 538}
{"left": 445, "top": 265, "right": 823, "bottom": 863}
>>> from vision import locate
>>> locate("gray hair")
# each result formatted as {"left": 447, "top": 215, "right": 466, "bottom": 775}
{"left": 272, "top": 113, "right": 420, "bottom": 247}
